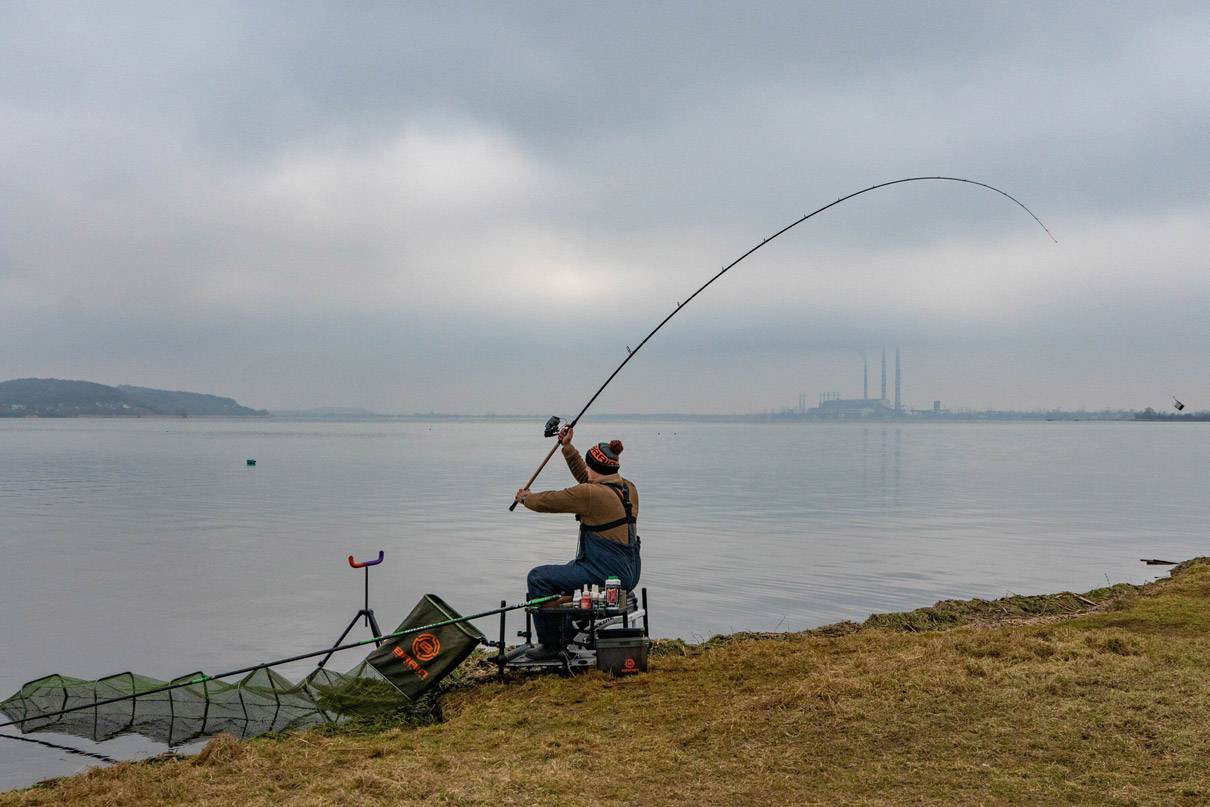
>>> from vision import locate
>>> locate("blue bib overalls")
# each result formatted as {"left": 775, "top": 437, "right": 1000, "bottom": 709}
{"left": 525, "top": 483, "right": 641, "bottom": 646}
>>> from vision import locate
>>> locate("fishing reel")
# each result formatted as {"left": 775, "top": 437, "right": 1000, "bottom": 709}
{"left": 543, "top": 416, "right": 563, "bottom": 438}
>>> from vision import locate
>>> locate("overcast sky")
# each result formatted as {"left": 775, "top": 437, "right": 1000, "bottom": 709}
{"left": 2, "top": 1, "right": 1208, "bottom": 413}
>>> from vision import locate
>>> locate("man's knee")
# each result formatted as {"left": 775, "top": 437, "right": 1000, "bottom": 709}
{"left": 527, "top": 565, "right": 551, "bottom": 594}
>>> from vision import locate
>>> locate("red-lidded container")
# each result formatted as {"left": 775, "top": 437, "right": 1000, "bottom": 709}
{"left": 605, "top": 576, "right": 621, "bottom": 607}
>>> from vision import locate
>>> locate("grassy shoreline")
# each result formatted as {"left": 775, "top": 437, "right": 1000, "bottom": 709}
{"left": 5, "top": 560, "right": 1209, "bottom": 805}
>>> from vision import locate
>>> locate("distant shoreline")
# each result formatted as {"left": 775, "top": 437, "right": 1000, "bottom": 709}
{"left": 5, "top": 412, "right": 1206, "bottom": 424}
{"left": 269, "top": 411, "right": 1204, "bottom": 423}
{"left": 0, "top": 413, "right": 269, "bottom": 420}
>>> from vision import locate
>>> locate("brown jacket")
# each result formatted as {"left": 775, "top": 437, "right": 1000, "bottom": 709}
{"left": 522, "top": 442, "right": 639, "bottom": 545}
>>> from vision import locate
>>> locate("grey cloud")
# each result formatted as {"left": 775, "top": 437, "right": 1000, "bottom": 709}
{"left": 2, "top": 1, "right": 1209, "bottom": 412}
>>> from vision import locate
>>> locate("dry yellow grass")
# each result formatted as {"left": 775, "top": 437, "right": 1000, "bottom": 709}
{"left": 6, "top": 560, "right": 1210, "bottom": 806}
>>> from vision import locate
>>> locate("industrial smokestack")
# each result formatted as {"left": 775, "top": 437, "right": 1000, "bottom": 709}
{"left": 880, "top": 348, "right": 887, "bottom": 401}
{"left": 895, "top": 346, "right": 902, "bottom": 413}
{"left": 863, "top": 358, "right": 868, "bottom": 400}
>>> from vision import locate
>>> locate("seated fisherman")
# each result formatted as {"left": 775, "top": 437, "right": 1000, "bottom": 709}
{"left": 514, "top": 426, "right": 641, "bottom": 660}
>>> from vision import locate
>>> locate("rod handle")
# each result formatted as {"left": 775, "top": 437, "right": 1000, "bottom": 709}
{"left": 508, "top": 439, "right": 563, "bottom": 511}
{"left": 348, "top": 550, "right": 384, "bottom": 569}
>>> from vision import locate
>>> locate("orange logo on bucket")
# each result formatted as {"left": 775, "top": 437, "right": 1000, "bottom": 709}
{"left": 391, "top": 644, "right": 429, "bottom": 680}
{"left": 412, "top": 633, "right": 441, "bottom": 662}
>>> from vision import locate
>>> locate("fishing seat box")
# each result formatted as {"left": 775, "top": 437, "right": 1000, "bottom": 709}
{"left": 595, "top": 627, "right": 650, "bottom": 675}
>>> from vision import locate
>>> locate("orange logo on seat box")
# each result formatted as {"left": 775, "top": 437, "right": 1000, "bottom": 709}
{"left": 621, "top": 657, "right": 639, "bottom": 674}
{"left": 412, "top": 633, "right": 441, "bottom": 662}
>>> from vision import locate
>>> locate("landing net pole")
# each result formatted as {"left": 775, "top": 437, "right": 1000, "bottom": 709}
{"left": 0, "top": 594, "right": 559, "bottom": 731}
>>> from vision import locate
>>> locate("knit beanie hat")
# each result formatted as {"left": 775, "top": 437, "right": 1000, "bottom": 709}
{"left": 585, "top": 440, "right": 623, "bottom": 474}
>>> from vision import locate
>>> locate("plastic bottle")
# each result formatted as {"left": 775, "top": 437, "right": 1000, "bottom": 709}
{"left": 605, "top": 577, "right": 620, "bottom": 608}
{"left": 580, "top": 588, "right": 592, "bottom": 610}
{"left": 572, "top": 589, "right": 581, "bottom": 607}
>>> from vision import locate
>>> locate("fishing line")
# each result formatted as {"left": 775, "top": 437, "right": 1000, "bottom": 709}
{"left": 509, "top": 176, "right": 1056, "bottom": 505}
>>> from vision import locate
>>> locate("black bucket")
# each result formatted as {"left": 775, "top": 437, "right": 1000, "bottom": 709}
{"left": 366, "top": 594, "right": 485, "bottom": 700}
{"left": 595, "top": 627, "right": 650, "bottom": 676}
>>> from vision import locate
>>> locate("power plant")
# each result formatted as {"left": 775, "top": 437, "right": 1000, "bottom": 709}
{"left": 791, "top": 346, "right": 935, "bottom": 419}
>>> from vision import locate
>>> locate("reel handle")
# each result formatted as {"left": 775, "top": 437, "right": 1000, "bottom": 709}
{"left": 348, "top": 550, "right": 384, "bottom": 569}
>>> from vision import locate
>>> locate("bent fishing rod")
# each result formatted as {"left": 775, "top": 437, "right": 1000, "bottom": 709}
{"left": 0, "top": 594, "right": 558, "bottom": 731}
{"left": 509, "top": 175, "right": 1057, "bottom": 509}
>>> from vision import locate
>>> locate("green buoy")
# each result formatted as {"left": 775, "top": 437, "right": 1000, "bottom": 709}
{"left": 246, "top": 458, "right": 256, "bottom": 467}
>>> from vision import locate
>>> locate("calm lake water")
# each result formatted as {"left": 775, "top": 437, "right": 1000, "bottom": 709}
{"left": 2, "top": 417, "right": 1207, "bottom": 789}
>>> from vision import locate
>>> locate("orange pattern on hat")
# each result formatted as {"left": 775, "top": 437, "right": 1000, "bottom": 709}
{"left": 589, "top": 444, "right": 619, "bottom": 467}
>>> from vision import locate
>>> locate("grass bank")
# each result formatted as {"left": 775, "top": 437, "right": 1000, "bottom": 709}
{"left": 6, "top": 560, "right": 1210, "bottom": 805}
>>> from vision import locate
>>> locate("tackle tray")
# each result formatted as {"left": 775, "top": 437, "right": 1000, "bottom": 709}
{"left": 490, "top": 587, "right": 651, "bottom": 677}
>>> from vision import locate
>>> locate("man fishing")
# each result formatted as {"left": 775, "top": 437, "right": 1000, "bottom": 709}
{"left": 514, "top": 426, "right": 641, "bottom": 660}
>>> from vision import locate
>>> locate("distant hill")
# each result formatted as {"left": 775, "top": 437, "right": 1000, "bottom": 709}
{"left": 117, "top": 385, "right": 267, "bottom": 417}
{"left": 0, "top": 378, "right": 268, "bottom": 417}
{"left": 271, "top": 406, "right": 381, "bottom": 418}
